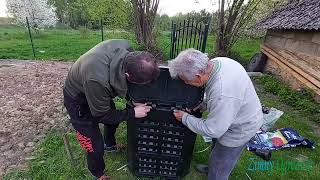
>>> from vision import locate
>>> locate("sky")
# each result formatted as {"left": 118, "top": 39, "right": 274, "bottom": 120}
{"left": 0, "top": 0, "right": 218, "bottom": 17}
{"left": 158, "top": 0, "right": 218, "bottom": 16}
{"left": 0, "top": 0, "right": 6, "bottom": 17}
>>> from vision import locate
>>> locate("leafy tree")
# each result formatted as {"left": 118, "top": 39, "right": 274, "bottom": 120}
{"left": 70, "top": 0, "right": 91, "bottom": 27}
{"left": 86, "top": 0, "right": 132, "bottom": 30}
{"left": 170, "top": 10, "right": 212, "bottom": 31}
{"left": 48, "top": 0, "right": 131, "bottom": 29}
{"left": 47, "top": 0, "right": 68, "bottom": 24}
{"left": 47, "top": 0, "right": 90, "bottom": 28}
{"left": 155, "top": 14, "right": 171, "bottom": 31}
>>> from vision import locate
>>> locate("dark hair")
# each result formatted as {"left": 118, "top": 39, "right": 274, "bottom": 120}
{"left": 124, "top": 51, "right": 160, "bottom": 84}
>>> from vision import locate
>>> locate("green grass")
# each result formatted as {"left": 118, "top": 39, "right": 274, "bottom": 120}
{"left": 231, "top": 37, "right": 262, "bottom": 65}
{"left": 255, "top": 75, "right": 320, "bottom": 123}
{"left": 0, "top": 25, "right": 260, "bottom": 63}
{"left": 4, "top": 78, "right": 320, "bottom": 180}
{"left": 0, "top": 25, "right": 136, "bottom": 60}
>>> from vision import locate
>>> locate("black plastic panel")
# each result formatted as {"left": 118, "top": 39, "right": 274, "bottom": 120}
{"left": 127, "top": 67, "right": 204, "bottom": 109}
{"left": 126, "top": 67, "right": 204, "bottom": 179}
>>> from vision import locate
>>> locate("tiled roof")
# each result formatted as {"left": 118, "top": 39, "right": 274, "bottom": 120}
{"left": 256, "top": 0, "right": 320, "bottom": 30}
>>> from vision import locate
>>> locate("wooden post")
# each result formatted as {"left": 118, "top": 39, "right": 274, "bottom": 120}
{"left": 26, "top": 17, "right": 36, "bottom": 58}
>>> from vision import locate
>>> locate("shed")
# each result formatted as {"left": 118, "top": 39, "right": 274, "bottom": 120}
{"left": 256, "top": 0, "right": 320, "bottom": 97}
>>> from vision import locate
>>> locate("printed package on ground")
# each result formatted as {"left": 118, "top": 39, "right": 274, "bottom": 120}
{"left": 247, "top": 128, "right": 315, "bottom": 151}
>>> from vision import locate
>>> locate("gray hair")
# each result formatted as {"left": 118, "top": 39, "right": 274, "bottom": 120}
{"left": 168, "top": 48, "right": 209, "bottom": 80}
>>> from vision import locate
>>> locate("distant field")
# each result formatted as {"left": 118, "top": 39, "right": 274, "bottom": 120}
{"left": 0, "top": 25, "right": 261, "bottom": 63}
{"left": 0, "top": 17, "right": 13, "bottom": 25}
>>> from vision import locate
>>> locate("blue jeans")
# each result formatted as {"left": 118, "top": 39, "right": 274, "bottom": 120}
{"left": 208, "top": 141, "right": 246, "bottom": 180}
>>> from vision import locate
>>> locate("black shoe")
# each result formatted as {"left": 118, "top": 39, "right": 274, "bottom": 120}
{"left": 196, "top": 164, "right": 209, "bottom": 174}
{"left": 92, "top": 175, "right": 111, "bottom": 180}
{"left": 104, "top": 143, "right": 126, "bottom": 153}
{"left": 254, "top": 149, "right": 272, "bottom": 161}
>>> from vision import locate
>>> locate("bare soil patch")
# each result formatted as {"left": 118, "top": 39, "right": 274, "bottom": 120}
{"left": 0, "top": 60, "right": 73, "bottom": 177}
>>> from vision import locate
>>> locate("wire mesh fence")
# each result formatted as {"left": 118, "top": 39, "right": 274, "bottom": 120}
{"left": 0, "top": 17, "right": 173, "bottom": 61}
{"left": 0, "top": 17, "right": 216, "bottom": 61}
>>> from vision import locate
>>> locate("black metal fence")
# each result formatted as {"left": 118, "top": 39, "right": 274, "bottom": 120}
{"left": 170, "top": 18, "right": 210, "bottom": 59}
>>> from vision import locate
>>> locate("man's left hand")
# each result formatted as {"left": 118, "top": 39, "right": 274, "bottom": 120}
{"left": 173, "top": 110, "right": 185, "bottom": 121}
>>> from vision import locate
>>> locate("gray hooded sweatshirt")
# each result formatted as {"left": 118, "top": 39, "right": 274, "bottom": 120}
{"left": 182, "top": 57, "right": 263, "bottom": 147}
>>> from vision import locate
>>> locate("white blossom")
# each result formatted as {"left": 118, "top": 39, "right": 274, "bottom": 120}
{"left": 6, "top": 0, "right": 57, "bottom": 29}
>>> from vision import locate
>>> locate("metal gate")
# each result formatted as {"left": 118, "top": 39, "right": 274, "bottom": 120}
{"left": 170, "top": 19, "right": 210, "bottom": 59}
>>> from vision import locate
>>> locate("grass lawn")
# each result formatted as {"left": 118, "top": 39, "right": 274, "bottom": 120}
{"left": 0, "top": 25, "right": 261, "bottom": 63}
{"left": 4, "top": 77, "right": 320, "bottom": 180}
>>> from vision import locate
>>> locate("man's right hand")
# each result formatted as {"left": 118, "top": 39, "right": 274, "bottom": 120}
{"left": 134, "top": 104, "right": 152, "bottom": 118}
{"left": 132, "top": 101, "right": 145, "bottom": 107}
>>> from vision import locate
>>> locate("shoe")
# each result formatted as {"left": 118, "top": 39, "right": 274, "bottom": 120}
{"left": 93, "top": 175, "right": 111, "bottom": 180}
{"left": 104, "top": 143, "right": 126, "bottom": 153}
{"left": 196, "top": 164, "right": 209, "bottom": 174}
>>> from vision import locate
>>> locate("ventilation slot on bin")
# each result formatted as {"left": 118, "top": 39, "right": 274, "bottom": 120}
{"left": 138, "top": 127, "right": 159, "bottom": 133}
{"left": 159, "top": 158, "right": 180, "bottom": 178}
{"left": 137, "top": 156, "right": 158, "bottom": 176}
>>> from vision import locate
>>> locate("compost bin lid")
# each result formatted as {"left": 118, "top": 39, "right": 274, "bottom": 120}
{"left": 127, "top": 67, "right": 204, "bottom": 108}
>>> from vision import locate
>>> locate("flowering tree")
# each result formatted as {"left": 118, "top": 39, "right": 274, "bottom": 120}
{"left": 6, "top": 0, "right": 57, "bottom": 30}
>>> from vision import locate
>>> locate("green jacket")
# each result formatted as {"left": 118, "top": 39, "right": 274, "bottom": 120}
{"left": 64, "top": 39, "right": 132, "bottom": 117}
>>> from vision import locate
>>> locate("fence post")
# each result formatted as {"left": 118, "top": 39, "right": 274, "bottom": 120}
{"left": 26, "top": 17, "right": 36, "bottom": 58}
{"left": 100, "top": 19, "right": 104, "bottom": 41}
{"left": 201, "top": 24, "right": 209, "bottom": 53}
{"left": 170, "top": 23, "right": 176, "bottom": 59}
{"left": 170, "top": 21, "right": 174, "bottom": 59}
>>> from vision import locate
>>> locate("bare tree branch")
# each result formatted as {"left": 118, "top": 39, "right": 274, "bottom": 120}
{"left": 131, "top": 0, "right": 159, "bottom": 50}
{"left": 229, "top": 0, "right": 262, "bottom": 48}
{"left": 215, "top": 0, "right": 263, "bottom": 55}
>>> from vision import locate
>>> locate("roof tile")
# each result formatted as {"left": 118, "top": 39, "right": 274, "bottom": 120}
{"left": 256, "top": 0, "right": 320, "bottom": 30}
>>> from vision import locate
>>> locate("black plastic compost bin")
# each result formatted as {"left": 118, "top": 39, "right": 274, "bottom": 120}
{"left": 126, "top": 67, "right": 204, "bottom": 179}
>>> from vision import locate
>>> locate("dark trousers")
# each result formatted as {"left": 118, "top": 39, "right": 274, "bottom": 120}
{"left": 63, "top": 90, "right": 118, "bottom": 177}
{"left": 104, "top": 124, "right": 118, "bottom": 147}
{"left": 208, "top": 141, "right": 246, "bottom": 180}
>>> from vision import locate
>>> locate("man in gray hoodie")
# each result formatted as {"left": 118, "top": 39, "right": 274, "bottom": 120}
{"left": 168, "top": 49, "right": 263, "bottom": 180}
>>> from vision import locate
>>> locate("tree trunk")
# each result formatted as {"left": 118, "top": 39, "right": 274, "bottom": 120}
{"left": 215, "top": 0, "right": 227, "bottom": 56}
{"left": 131, "top": 0, "right": 159, "bottom": 50}
{"left": 214, "top": 0, "right": 260, "bottom": 57}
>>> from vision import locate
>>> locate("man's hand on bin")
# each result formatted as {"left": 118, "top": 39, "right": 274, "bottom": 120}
{"left": 192, "top": 103, "right": 206, "bottom": 113}
{"left": 132, "top": 101, "right": 145, "bottom": 107}
{"left": 173, "top": 110, "right": 187, "bottom": 121}
{"left": 134, "top": 103, "right": 152, "bottom": 118}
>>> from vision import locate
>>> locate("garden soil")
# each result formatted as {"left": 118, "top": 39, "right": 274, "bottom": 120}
{"left": 0, "top": 60, "right": 73, "bottom": 177}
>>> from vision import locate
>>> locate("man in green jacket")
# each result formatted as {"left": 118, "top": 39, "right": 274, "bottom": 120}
{"left": 63, "top": 39, "right": 160, "bottom": 180}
